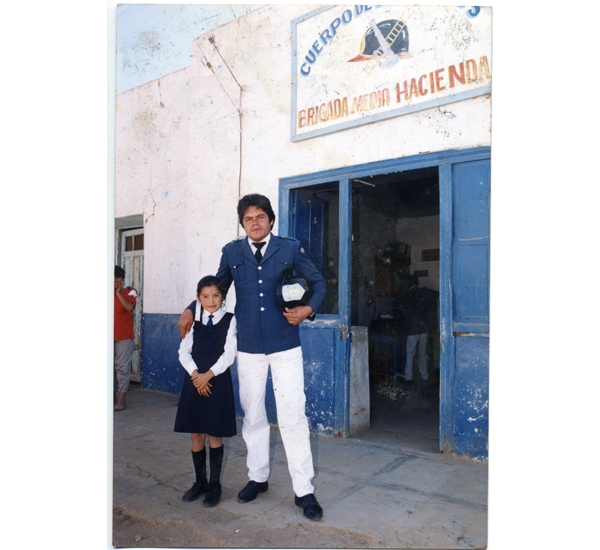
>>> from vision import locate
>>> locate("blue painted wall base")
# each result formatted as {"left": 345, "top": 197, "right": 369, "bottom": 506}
{"left": 140, "top": 314, "right": 184, "bottom": 394}
{"left": 141, "top": 319, "right": 489, "bottom": 460}
{"left": 141, "top": 313, "right": 337, "bottom": 434}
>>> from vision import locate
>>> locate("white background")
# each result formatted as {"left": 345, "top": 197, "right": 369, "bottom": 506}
{"left": 3, "top": 1, "right": 597, "bottom": 549}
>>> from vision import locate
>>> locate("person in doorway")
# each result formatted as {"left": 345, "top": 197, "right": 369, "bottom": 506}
{"left": 175, "top": 275, "right": 237, "bottom": 508}
{"left": 399, "top": 275, "right": 436, "bottom": 386}
{"left": 178, "top": 193, "right": 327, "bottom": 521}
{"left": 114, "top": 265, "right": 137, "bottom": 411}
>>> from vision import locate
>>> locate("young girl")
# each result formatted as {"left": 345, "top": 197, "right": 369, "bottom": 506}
{"left": 174, "top": 275, "right": 237, "bottom": 507}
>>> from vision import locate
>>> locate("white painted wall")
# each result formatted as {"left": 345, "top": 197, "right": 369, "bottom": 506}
{"left": 395, "top": 215, "right": 440, "bottom": 291}
{"left": 116, "top": 4, "right": 263, "bottom": 94}
{"left": 115, "top": 5, "right": 491, "bottom": 314}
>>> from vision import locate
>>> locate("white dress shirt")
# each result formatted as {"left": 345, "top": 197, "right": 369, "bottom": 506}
{"left": 178, "top": 302, "right": 237, "bottom": 377}
{"left": 248, "top": 231, "right": 271, "bottom": 258}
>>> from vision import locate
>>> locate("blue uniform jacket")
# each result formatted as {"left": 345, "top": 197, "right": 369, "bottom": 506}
{"left": 194, "top": 234, "right": 326, "bottom": 355}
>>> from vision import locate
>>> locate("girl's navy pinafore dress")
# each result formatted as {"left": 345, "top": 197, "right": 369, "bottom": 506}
{"left": 174, "top": 310, "right": 237, "bottom": 437}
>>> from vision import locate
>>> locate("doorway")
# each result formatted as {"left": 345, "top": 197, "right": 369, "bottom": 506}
{"left": 351, "top": 168, "right": 440, "bottom": 452}
{"left": 289, "top": 169, "right": 441, "bottom": 450}
{"left": 118, "top": 226, "right": 144, "bottom": 382}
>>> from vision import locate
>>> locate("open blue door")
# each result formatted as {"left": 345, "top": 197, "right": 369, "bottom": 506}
{"left": 279, "top": 181, "right": 352, "bottom": 436}
{"left": 440, "top": 158, "right": 490, "bottom": 461}
{"left": 293, "top": 191, "right": 325, "bottom": 275}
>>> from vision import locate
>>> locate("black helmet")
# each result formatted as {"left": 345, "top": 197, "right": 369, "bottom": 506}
{"left": 277, "top": 268, "right": 314, "bottom": 310}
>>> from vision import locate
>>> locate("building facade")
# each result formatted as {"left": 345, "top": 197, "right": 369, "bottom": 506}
{"left": 115, "top": 4, "right": 491, "bottom": 461}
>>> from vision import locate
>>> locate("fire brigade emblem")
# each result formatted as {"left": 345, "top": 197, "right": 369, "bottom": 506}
{"left": 348, "top": 16, "right": 413, "bottom": 75}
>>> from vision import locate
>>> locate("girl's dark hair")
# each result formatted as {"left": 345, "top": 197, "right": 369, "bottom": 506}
{"left": 196, "top": 275, "right": 227, "bottom": 298}
{"left": 237, "top": 193, "right": 276, "bottom": 227}
{"left": 115, "top": 265, "right": 126, "bottom": 278}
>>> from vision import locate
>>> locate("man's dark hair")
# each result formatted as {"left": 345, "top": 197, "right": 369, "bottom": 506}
{"left": 237, "top": 194, "right": 276, "bottom": 227}
{"left": 115, "top": 265, "right": 126, "bottom": 279}
{"left": 196, "top": 275, "right": 228, "bottom": 299}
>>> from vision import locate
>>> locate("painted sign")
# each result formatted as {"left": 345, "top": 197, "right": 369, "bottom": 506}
{"left": 291, "top": 5, "right": 491, "bottom": 141}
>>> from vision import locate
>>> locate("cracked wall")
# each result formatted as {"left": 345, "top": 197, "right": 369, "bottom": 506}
{"left": 115, "top": 4, "right": 491, "bottom": 315}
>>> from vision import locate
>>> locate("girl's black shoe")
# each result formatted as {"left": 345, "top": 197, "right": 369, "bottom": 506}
{"left": 182, "top": 481, "right": 207, "bottom": 502}
{"left": 203, "top": 482, "right": 222, "bottom": 507}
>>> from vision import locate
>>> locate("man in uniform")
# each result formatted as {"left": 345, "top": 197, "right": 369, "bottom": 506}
{"left": 178, "top": 193, "right": 326, "bottom": 520}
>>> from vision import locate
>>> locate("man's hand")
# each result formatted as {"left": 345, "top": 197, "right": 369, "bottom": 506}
{"left": 178, "top": 309, "right": 194, "bottom": 339}
{"left": 115, "top": 280, "right": 135, "bottom": 312}
{"left": 283, "top": 305, "right": 313, "bottom": 325}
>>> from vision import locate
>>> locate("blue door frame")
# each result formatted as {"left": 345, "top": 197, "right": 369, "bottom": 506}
{"left": 280, "top": 146, "right": 490, "bottom": 458}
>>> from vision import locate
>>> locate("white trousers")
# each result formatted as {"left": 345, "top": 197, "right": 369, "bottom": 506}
{"left": 237, "top": 346, "right": 315, "bottom": 497}
{"left": 404, "top": 333, "right": 429, "bottom": 381}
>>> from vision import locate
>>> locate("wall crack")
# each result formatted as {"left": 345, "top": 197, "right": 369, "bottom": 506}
{"left": 176, "top": 6, "right": 244, "bottom": 235}
{"left": 206, "top": 34, "right": 244, "bottom": 237}
{"left": 144, "top": 190, "right": 156, "bottom": 223}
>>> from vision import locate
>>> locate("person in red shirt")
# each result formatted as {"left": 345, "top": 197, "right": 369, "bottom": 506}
{"left": 114, "top": 265, "right": 137, "bottom": 411}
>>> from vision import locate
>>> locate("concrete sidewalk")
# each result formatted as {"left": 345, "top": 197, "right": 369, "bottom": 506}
{"left": 112, "top": 387, "right": 487, "bottom": 549}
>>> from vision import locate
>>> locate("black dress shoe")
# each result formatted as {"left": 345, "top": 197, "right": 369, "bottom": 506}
{"left": 237, "top": 480, "right": 268, "bottom": 503}
{"left": 203, "top": 482, "right": 222, "bottom": 508}
{"left": 182, "top": 481, "right": 207, "bottom": 502}
{"left": 295, "top": 493, "right": 323, "bottom": 521}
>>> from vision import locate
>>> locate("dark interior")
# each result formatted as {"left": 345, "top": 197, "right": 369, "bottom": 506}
{"left": 351, "top": 167, "right": 441, "bottom": 452}
{"left": 294, "top": 168, "right": 441, "bottom": 451}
